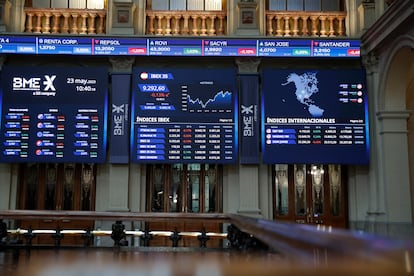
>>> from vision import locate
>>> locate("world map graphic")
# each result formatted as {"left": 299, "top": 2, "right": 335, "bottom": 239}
{"left": 281, "top": 72, "right": 324, "bottom": 117}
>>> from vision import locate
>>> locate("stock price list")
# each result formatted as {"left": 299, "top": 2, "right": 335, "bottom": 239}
{"left": 131, "top": 67, "right": 238, "bottom": 164}
{"left": 0, "top": 66, "right": 108, "bottom": 163}
{"left": 262, "top": 68, "right": 369, "bottom": 164}
{"left": 265, "top": 124, "right": 366, "bottom": 146}
{"left": 135, "top": 123, "right": 234, "bottom": 162}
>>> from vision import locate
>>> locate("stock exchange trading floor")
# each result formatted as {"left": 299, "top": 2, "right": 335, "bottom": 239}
{"left": 1, "top": 248, "right": 284, "bottom": 276}
{"left": 0, "top": 247, "right": 404, "bottom": 276}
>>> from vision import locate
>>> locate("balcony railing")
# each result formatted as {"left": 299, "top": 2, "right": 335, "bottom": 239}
{"left": 24, "top": 8, "right": 106, "bottom": 34}
{"left": 265, "top": 11, "right": 347, "bottom": 37}
{"left": 21, "top": 8, "right": 345, "bottom": 37}
{"left": 145, "top": 10, "right": 226, "bottom": 36}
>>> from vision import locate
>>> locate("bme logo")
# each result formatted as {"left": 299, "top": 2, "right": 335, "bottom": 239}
{"left": 112, "top": 104, "right": 126, "bottom": 136}
{"left": 241, "top": 104, "right": 254, "bottom": 137}
{"left": 12, "top": 75, "right": 57, "bottom": 91}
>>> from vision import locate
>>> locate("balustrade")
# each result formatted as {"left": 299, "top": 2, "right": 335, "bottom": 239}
{"left": 146, "top": 10, "right": 226, "bottom": 36}
{"left": 22, "top": 7, "right": 346, "bottom": 37}
{"left": 266, "top": 11, "right": 346, "bottom": 37}
{"left": 24, "top": 8, "right": 106, "bottom": 34}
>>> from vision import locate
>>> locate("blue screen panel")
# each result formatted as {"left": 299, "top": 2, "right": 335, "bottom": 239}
{"left": 131, "top": 67, "right": 238, "bottom": 163}
{"left": 261, "top": 68, "right": 369, "bottom": 164}
{"left": 0, "top": 66, "right": 108, "bottom": 163}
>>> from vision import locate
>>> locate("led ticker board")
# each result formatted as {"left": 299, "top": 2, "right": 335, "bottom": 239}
{"left": 257, "top": 39, "right": 312, "bottom": 57}
{"left": 148, "top": 38, "right": 202, "bottom": 56}
{"left": 0, "top": 66, "right": 108, "bottom": 163}
{"left": 311, "top": 40, "right": 360, "bottom": 57}
{"left": 93, "top": 38, "right": 147, "bottom": 55}
{"left": 0, "top": 35, "right": 360, "bottom": 58}
{"left": 262, "top": 69, "right": 369, "bottom": 164}
{"left": 37, "top": 37, "right": 92, "bottom": 55}
{"left": 203, "top": 39, "right": 256, "bottom": 56}
{"left": 131, "top": 67, "right": 238, "bottom": 163}
{"left": 0, "top": 36, "right": 37, "bottom": 54}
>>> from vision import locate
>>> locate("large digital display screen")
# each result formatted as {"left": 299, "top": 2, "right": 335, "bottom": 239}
{"left": 0, "top": 66, "right": 108, "bottom": 163}
{"left": 262, "top": 69, "right": 369, "bottom": 164}
{"left": 131, "top": 67, "right": 238, "bottom": 163}
{"left": 0, "top": 35, "right": 360, "bottom": 58}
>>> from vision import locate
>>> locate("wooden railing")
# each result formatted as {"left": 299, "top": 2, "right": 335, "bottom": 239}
{"left": 24, "top": 8, "right": 106, "bottom": 34}
{"left": 145, "top": 10, "right": 226, "bottom": 36}
{"left": 0, "top": 210, "right": 413, "bottom": 273}
{"left": 265, "top": 11, "right": 347, "bottom": 37}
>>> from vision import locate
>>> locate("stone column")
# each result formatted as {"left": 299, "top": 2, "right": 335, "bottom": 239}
{"left": 375, "top": 0, "right": 386, "bottom": 18}
{"left": 345, "top": 0, "right": 364, "bottom": 37}
{"left": 8, "top": 0, "right": 24, "bottom": 32}
{"left": 100, "top": 56, "right": 135, "bottom": 212}
{"left": 358, "top": 1, "right": 376, "bottom": 33}
{"left": 361, "top": 52, "right": 386, "bottom": 224}
{"left": 94, "top": 57, "right": 136, "bottom": 246}
{"left": 0, "top": 0, "right": 8, "bottom": 32}
{"left": 134, "top": 0, "right": 146, "bottom": 35}
{"left": 374, "top": 108, "right": 414, "bottom": 239}
{"left": 235, "top": 58, "right": 262, "bottom": 216}
{"left": 377, "top": 110, "right": 412, "bottom": 224}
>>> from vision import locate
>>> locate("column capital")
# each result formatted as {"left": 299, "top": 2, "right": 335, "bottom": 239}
{"left": 362, "top": 52, "right": 379, "bottom": 74}
{"left": 235, "top": 57, "right": 261, "bottom": 74}
{"left": 109, "top": 56, "right": 135, "bottom": 73}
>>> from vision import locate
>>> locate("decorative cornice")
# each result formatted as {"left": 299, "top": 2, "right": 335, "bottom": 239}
{"left": 376, "top": 110, "right": 411, "bottom": 120}
{"left": 361, "top": 0, "right": 414, "bottom": 54}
